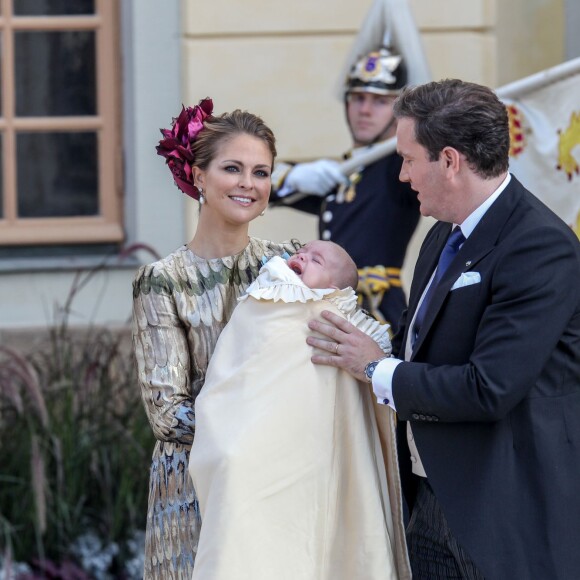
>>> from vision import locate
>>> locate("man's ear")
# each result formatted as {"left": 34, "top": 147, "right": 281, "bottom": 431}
{"left": 440, "top": 146, "right": 461, "bottom": 174}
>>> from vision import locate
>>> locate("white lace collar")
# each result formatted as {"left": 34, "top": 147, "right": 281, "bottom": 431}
{"left": 240, "top": 256, "right": 357, "bottom": 310}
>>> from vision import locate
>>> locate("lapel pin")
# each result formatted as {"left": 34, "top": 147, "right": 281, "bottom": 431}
{"left": 465, "top": 260, "right": 472, "bottom": 267}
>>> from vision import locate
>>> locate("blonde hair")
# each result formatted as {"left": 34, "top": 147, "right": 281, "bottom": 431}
{"left": 192, "top": 109, "right": 277, "bottom": 171}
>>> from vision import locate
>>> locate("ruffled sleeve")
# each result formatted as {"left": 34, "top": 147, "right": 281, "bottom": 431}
{"left": 325, "top": 289, "right": 392, "bottom": 356}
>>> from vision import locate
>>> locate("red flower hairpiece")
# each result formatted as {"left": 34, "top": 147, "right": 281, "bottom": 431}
{"left": 156, "top": 98, "right": 214, "bottom": 200}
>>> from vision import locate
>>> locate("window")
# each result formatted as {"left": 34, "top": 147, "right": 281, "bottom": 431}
{"left": 0, "top": 0, "right": 122, "bottom": 246}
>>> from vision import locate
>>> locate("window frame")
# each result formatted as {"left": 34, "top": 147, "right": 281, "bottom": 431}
{"left": 0, "top": 0, "right": 123, "bottom": 246}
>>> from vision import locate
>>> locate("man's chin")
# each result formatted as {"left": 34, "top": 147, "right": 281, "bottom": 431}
{"left": 352, "top": 131, "right": 390, "bottom": 147}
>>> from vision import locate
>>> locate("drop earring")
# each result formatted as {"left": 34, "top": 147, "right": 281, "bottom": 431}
{"left": 198, "top": 188, "right": 205, "bottom": 205}
{"left": 260, "top": 208, "right": 266, "bottom": 217}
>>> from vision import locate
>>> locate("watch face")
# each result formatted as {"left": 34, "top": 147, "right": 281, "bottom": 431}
{"left": 365, "top": 361, "right": 378, "bottom": 381}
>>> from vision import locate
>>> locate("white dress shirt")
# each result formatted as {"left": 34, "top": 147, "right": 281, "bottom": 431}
{"left": 371, "top": 173, "right": 511, "bottom": 476}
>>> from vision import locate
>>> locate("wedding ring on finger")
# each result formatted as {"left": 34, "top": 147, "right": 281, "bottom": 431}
{"left": 333, "top": 342, "right": 340, "bottom": 355}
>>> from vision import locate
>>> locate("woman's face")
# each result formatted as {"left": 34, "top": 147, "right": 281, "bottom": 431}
{"left": 194, "top": 133, "right": 273, "bottom": 227}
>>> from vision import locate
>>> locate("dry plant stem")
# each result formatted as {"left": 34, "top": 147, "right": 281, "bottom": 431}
{"left": 0, "top": 242, "right": 159, "bottom": 574}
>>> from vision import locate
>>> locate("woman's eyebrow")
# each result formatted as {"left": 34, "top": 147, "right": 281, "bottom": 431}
{"left": 220, "top": 159, "right": 270, "bottom": 170}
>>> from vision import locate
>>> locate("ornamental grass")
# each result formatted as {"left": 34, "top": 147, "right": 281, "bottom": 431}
{"left": 0, "top": 245, "right": 159, "bottom": 578}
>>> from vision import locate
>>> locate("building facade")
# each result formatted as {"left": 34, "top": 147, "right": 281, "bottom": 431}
{"left": 0, "top": 0, "right": 577, "bottom": 335}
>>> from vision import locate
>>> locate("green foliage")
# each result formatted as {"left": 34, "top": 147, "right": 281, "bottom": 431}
{"left": 0, "top": 267, "right": 155, "bottom": 570}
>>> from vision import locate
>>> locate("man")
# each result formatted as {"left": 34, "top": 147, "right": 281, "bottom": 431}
{"left": 306, "top": 78, "right": 580, "bottom": 579}
{"left": 270, "top": 47, "right": 420, "bottom": 332}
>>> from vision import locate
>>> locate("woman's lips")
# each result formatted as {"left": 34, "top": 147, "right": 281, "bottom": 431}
{"left": 229, "top": 195, "right": 254, "bottom": 205}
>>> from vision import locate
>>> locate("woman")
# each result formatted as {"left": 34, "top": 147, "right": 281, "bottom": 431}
{"left": 132, "top": 98, "right": 296, "bottom": 579}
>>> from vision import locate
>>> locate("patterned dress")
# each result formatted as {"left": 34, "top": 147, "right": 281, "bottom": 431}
{"left": 132, "top": 237, "right": 296, "bottom": 580}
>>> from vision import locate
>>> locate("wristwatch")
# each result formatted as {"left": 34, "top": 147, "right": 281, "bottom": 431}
{"left": 364, "top": 357, "right": 387, "bottom": 383}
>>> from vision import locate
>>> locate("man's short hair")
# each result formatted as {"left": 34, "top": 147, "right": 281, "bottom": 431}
{"left": 393, "top": 79, "right": 509, "bottom": 178}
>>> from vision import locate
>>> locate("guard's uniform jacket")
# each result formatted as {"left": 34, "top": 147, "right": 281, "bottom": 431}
{"left": 271, "top": 152, "right": 420, "bottom": 333}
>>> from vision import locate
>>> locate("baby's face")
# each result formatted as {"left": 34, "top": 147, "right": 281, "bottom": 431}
{"left": 286, "top": 241, "right": 341, "bottom": 289}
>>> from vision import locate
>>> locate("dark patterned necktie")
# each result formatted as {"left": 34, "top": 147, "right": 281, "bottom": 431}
{"left": 412, "top": 226, "right": 466, "bottom": 346}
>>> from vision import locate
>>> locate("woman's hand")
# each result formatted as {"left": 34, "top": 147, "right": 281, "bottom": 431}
{"left": 307, "top": 310, "right": 387, "bottom": 382}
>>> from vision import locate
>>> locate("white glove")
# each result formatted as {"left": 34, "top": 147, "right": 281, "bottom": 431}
{"left": 284, "top": 159, "right": 348, "bottom": 197}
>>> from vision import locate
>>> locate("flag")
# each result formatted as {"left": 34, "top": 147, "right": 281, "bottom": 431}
{"left": 500, "top": 57, "right": 580, "bottom": 233}
{"left": 334, "top": 0, "right": 431, "bottom": 100}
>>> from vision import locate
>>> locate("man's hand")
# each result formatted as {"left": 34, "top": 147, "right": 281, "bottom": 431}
{"left": 307, "top": 310, "right": 386, "bottom": 382}
{"left": 285, "top": 160, "right": 348, "bottom": 197}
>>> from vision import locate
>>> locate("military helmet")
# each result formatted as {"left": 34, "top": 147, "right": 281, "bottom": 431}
{"left": 345, "top": 46, "right": 407, "bottom": 97}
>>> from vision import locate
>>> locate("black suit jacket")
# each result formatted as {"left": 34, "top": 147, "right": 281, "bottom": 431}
{"left": 392, "top": 175, "right": 580, "bottom": 579}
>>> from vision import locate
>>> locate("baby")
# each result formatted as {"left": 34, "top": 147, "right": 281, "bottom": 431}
{"left": 285, "top": 239, "right": 359, "bottom": 290}
{"left": 188, "top": 240, "right": 410, "bottom": 580}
